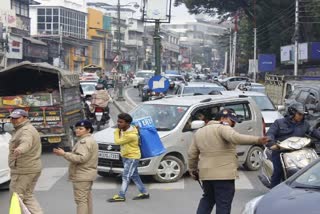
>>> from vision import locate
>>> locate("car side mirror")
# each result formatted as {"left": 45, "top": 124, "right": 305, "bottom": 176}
{"left": 191, "top": 120, "right": 205, "bottom": 130}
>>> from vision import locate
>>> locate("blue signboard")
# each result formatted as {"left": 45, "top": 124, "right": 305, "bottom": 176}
{"left": 311, "top": 42, "right": 320, "bottom": 60}
{"left": 148, "top": 75, "right": 170, "bottom": 93}
{"left": 258, "top": 54, "right": 276, "bottom": 72}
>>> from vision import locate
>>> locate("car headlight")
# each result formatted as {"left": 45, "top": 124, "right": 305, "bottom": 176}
{"left": 241, "top": 195, "right": 263, "bottom": 214}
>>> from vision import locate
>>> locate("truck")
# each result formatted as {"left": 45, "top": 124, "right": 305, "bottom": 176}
{"left": 265, "top": 73, "right": 320, "bottom": 108}
{"left": 0, "top": 61, "right": 84, "bottom": 149}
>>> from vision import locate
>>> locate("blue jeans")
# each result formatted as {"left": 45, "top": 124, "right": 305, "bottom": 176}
{"left": 197, "top": 180, "right": 235, "bottom": 214}
{"left": 119, "top": 158, "right": 147, "bottom": 198}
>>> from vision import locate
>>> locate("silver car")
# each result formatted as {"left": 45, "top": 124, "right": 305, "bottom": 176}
{"left": 95, "top": 94, "right": 266, "bottom": 183}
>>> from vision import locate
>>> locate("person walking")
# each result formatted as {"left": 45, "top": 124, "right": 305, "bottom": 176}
{"left": 108, "top": 113, "right": 150, "bottom": 202}
{"left": 53, "top": 120, "right": 98, "bottom": 214}
{"left": 188, "top": 109, "right": 269, "bottom": 214}
{"left": 8, "top": 109, "right": 43, "bottom": 214}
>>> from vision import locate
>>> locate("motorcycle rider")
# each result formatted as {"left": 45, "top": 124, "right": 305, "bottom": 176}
{"left": 266, "top": 101, "right": 320, "bottom": 188}
{"left": 88, "top": 84, "right": 111, "bottom": 119}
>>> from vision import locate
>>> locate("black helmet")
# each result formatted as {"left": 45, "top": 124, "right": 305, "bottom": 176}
{"left": 95, "top": 84, "right": 104, "bottom": 90}
{"left": 287, "top": 102, "right": 306, "bottom": 116}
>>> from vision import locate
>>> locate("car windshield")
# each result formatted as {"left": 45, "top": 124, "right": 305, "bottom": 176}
{"left": 292, "top": 161, "right": 320, "bottom": 189}
{"left": 136, "top": 72, "right": 153, "bottom": 78}
{"left": 251, "top": 86, "right": 266, "bottom": 93}
{"left": 130, "top": 104, "right": 189, "bottom": 131}
{"left": 81, "top": 83, "right": 96, "bottom": 93}
{"left": 183, "top": 86, "right": 225, "bottom": 95}
{"left": 250, "top": 96, "right": 276, "bottom": 111}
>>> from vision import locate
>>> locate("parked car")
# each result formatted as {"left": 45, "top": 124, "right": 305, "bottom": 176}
{"left": 165, "top": 74, "right": 186, "bottom": 89}
{"left": 132, "top": 70, "right": 155, "bottom": 88}
{"left": 0, "top": 123, "right": 11, "bottom": 188}
{"left": 242, "top": 158, "right": 320, "bottom": 214}
{"left": 221, "top": 91, "right": 283, "bottom": 131}
{"left": 219, "top": 76, "right": 251, "bottom": 90}
{"left": 175, "top": 82, "right": 226, "bottom": 96}
{"left": 235, "top": 82, "right": 266, "bottom": 94}
{"left": 95, "top": 94, "right": 266, "bottom": 183}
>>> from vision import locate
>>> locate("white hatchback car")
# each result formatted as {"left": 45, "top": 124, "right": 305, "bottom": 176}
{"left": 0, "top": 124, "right": 11, "bottom": 187}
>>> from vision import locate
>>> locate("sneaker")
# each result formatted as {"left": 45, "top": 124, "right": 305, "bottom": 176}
{"left": 107, "top": 194, "right": 126, "bottom": 202}
{"left": 132, "top": 193, "right": 150, "bottom": 200}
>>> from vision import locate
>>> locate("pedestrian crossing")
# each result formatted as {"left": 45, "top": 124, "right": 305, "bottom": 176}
{"left": 35, "top": 167, "right": 257, "bottom": 192}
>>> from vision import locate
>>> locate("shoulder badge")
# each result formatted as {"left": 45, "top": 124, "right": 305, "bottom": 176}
{"left": 80, "top": 139, "right": 86, "bottom": 144}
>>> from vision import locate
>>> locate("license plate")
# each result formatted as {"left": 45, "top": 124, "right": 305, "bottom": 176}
{"left": 48, "top": 136, "right": 62, "bottom": 143}
{"left": 95, "top": 112, "right": 103, "bottom": 115}
{"left": 98, "top": 151, "right": 120, "bottom": 160}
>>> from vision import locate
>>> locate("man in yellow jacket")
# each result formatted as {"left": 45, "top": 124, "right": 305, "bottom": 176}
{"left": 108, "top": 113, "right": 149, "bottom": 202}
{"left": 188, "top": 109, "right": 269, "bottom": 214}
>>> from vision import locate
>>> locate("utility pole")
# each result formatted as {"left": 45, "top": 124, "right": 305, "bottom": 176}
{"left": 154, "top": 20, "right": 161, "bottom": 75}
{"left": 117, "top": 0, "right": 125, "bottom": 101}
{"left": 229, "top": 28, "right": 232, "bottom": 75}
{"left": 59, "top": 25, "right": 63, "bottom": 68}
{"left": 294, "top": 0, "right": 299, "bottom": 76}
{"left": 253, "top": 0, "right": 257, "bottom": 82}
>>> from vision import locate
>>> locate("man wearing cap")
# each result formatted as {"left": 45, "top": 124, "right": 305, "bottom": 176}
{"left": 8, "top": 109, "right": 43, "bottom": 214}
{"left": 267, "top": 101, "right": 320, "bottom": 188}
{"left": 53, "top": 120, "right": 98, "bottom": 214}
{"left": 188, "top": 108, "right": 269, "bottom": 214}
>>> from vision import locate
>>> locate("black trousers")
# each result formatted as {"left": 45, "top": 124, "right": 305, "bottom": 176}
{"left": 196, "top": 180, "right": 235, "bottom": 214}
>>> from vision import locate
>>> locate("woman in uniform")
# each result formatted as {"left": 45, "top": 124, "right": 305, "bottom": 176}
{"left": 53, "top": 120, "right": 98, "bottom": 214}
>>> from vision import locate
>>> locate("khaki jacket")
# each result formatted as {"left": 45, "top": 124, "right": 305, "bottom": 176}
{"left": 64, "top": 134, "right": 98, "bottom": 182}
{"left": 9, "top": 120, "right": 42, "bottom": 174}
{"left": 188, "top": 121, "right": 261, "bottom": 180}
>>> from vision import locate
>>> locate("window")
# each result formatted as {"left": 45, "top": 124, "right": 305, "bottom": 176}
{"left": 224, "top": 103, "right": 252, "bottom": 121}
{"left": 14, "top": 1, "right": 29, "bottom": 17}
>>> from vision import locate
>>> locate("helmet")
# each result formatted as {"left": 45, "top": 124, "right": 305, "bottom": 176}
{"left": 95, "top": 84, "right": 104, "bottom": 90}
{"left": 287, "top": 102, "right": 306, "bottom": 116}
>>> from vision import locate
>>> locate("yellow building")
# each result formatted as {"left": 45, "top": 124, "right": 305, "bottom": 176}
{"left": 87, "top": 8, "right": 108, "bottom": 70}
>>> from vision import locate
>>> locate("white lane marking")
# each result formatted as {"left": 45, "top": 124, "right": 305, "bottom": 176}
{"left": 35, "top": 167, "right": 68, "bottom": 191}
{"left": 148, "top": 178, "right": 185, "bottom": 190}
{"left": 235, "top": 171, "right": 254, "bottom": 190}
{"left": 125, "top": 87, "right": 138, "bottom": 107}
{"left": 92, "top": 176, "right": 118, "bottom": 189}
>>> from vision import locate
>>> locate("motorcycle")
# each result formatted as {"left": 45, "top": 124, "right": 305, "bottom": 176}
{"left": 258, "top": 137, "right": 319, "bottom": 188}
{"left": 84, "top": 96, "right": 110, "bottom": 131}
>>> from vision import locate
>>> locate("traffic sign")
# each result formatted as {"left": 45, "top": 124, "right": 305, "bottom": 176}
{"left": 113, "top": 55, "right": 121, "bottom": 63}
{"left": 111, "top": 67, "right": 117, "bottom": 73}
{"left": 148, "top": 75, "right": 170, "bottom": 93}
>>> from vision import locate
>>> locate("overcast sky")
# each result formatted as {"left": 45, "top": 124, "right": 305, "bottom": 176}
{"left": 86, "top": 0, "right": 198, "bottom": 24}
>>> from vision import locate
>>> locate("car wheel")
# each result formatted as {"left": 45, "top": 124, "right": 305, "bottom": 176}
{"left": 244, "top": 146, "right": 263, "bottom": 171}
{"left": 153, "top": 155, "right": 184, "bottom": 183}
{"left": 0, "top": 181, "right": 10, "bottom": 191}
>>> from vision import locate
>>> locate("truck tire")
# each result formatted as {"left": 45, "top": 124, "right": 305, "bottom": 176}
{"left": 153, "top": 155, "right": 184, "bottom": 183}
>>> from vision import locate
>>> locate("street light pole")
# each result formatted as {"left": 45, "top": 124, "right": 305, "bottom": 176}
{"left": 117, "top": 0, "right": 125, "bottom": 101}
{"left": 294, "top": 0, "right": 299, "bottom": 76}
{"left": 154, "top": 20, "right": 161, "bottom": 75}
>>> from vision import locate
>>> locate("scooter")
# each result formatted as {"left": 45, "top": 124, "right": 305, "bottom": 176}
{"left": 258, "top": 137, "right": 319, "bottom": 188}
{"left": 84, "top": 96, "right": 110, "bottom": 131}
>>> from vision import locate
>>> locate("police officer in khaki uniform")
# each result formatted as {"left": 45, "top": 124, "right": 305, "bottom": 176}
{"left": 188, "top": 109, "right": 269, "bottom": 214}
{"left": 8, "top": 109, "right": 43, "bottom": 214}
{"left": 53, "top": 120, "right": 98, "bottom": 214}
